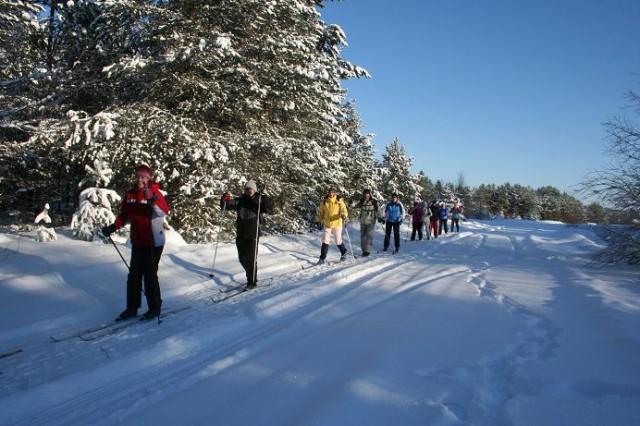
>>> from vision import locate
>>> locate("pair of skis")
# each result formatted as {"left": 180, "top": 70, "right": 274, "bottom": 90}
{"left": 49, "top": 306, "right": 192, "bottom": 343}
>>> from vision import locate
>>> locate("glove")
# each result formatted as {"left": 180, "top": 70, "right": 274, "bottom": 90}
{"left": 101, "top": 224, "right": 116, "bottom": 237}
{"left": 220, "top": 193, "right": 232, "bottom": 208}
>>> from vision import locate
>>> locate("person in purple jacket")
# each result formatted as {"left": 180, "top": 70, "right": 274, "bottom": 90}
{"left": 408, "top": 200, "right": 426, "bottom": 241}
{"left": 438, "top": 202, "right": 449, "bottom": 235}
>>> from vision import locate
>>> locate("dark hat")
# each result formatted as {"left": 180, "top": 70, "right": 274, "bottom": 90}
{"left": 391, "top": 192, "right": 398, "bottom": 198}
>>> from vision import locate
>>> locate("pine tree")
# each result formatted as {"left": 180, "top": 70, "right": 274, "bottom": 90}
{"left": 0, "top": 1, "right": 372, "bottom": 241}
{"left": 71, "top": 152, "right": 121, "bottom": 241}
{"left": 380, "top": 137, "right": 422, "bottom": 206}
{"left": 416, "top": 171, "right": 436, "bottom": 203}
{"left": 337, "top": 102, "right": 380, "bottom": 205}
{"left": 585, "top": 202, "right": 607, "bottom": 224}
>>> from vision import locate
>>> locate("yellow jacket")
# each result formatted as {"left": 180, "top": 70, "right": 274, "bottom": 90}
{"left": 316, "top": 195, "right": 348, "bottom": 228}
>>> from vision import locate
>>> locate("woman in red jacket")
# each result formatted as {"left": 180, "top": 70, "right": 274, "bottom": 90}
{"left": 102, "top": 165, "right": 170, "bottom": 321}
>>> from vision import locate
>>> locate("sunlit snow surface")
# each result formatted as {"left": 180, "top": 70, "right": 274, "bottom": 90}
{"left": 0, "top": 220, "right": 638, "bottom": 425}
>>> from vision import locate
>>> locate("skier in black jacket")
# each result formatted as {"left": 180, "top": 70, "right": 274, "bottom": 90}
{"left": 428, "top": 200, "right": 440, "bottom": 238}
{"left": 221, "top": 180, "right": 273, "bottom": 290}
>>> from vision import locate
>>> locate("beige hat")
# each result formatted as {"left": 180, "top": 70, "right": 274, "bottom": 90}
{"left": 244, "top": 180, "right": 257, "bottom": 191}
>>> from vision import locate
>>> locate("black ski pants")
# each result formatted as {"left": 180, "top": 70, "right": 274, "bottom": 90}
{"left": 439, "top": 218, "right": 449, "bottom": 235}
{"left": 127, "top": 246, "right": 163, "bottom": 312}
{"left": 236, "top": 235, "right": 259, "bottom": 285}
{"left": 384, "top": 221, "right": 401, "bottom": 251}
{"left": 411, "top": 221, "right": 424, "bottom": 241}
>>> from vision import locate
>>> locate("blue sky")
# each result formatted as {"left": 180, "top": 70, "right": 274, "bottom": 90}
{"left": 321, "top": 0, "right": 640, "bottom": 194}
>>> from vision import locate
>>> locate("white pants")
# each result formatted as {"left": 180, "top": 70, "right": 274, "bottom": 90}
{"left": 322, "top": 226, "right": 343, "bottom": 245}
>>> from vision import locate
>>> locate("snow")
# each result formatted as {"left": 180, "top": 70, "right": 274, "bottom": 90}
{"left": 0, "top": 220, "right": 639, "bottom": 425}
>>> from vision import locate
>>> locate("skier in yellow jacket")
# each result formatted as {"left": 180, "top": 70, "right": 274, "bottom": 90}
{"left": 316, "top": 186, "right": 349, "bottom": 264}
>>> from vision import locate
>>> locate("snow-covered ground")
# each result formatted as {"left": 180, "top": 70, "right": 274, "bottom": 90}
{"left": 0, "top": 220, "right": 639, "bottom": 425}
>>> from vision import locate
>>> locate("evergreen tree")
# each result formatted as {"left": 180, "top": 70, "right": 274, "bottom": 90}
{"left": 338, "top": 102, "right": 380, "bottom": 205}
{"left": 585, "top": 202, "right": 607, "bottom": 224}
{"left": 416, "top": 171, "right": 436, "bottom": 202}
{"left": 380, "top": 137, "right": 422, "bottom": 205}
{"left": 0, "top": 0, "right": 371, "bottom": 241}
{"left": 71, "top": 151, "right": 121, "bottom": 241}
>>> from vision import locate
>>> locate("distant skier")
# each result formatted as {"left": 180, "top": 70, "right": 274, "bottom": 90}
{"left": 450, "top": 200, "right": 464, "bottom": 233}
{"left": 428, "top": 200, "right": 440, "bottom": 239}
{"left": 316, "top": 186, "right": 349, "bottom": 263}
{"left": 101, "top": 165, "right": 170, "bottom": 321}
{"left": 408, "top": 199, "right": 425, "bottom": 241}
{"left": 438, "top": 202, "right": 449, "bottom": 235}
{"left": 424, "top": 200, "right": 432, "bottom": 240}
{"left": 357, "top": 189, "right": 379, "bottom": 257}
{"left": 382, "top": 193, "right": 405, "bottom": 253}
{"left": 221, "top": 180, "right": 273, "bottom": 290}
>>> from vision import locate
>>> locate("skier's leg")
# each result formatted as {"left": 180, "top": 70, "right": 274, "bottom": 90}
{"left": 319, "top": 243, "right": 329, "bottom": 261}
{"left": 236, "top": 238, "right": 250, "bottom": 278}
{"left": 393, "top": 222, "right": 400, "bottom": 251}
{"left": 246, "top": 235, "right": 258, "bottom": 285}
{"left": 335, "top": 225, "right": 343, "bottom": 245}
{"left": 417, "top": 222, "right": 423, "bottom": 240}
{"left": 142, "top": 247, "right": 160, "bottom": 312}
{"left": 320, "top": 228, "right": 331, "bottom": 261}
{"left": 126, "top": 247, "right": 144, "bottom": 313}
{"left": 364, "top": 223, "right": 374, "bottom": 255}
{"left": 335, "top": 226, "right": 347, "bottom": 257}
{"left": 383, "top": 222, "right": 392, "bottom": 250}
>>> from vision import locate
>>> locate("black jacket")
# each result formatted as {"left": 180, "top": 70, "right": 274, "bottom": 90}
{"left": 429, "top": 203, "right": 440, "bottom": 219}
{"left": 221, "top": 193, "right": 273, "bottom": 239}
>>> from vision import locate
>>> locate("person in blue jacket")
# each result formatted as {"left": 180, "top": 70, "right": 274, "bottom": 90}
{"left": 382, "top": 193, "right": 405, "bottom": 253}
{"left": 438, "top": 202, "right": 449, "bottom": 235}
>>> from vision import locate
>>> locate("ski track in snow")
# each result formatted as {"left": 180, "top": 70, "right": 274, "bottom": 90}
{"left": 0, "top": 221, "right": 639, "bottom": 425}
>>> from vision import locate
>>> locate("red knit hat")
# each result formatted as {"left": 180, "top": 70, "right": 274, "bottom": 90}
{"left": 135, "top": 164, "right": 153, "bottom": 178}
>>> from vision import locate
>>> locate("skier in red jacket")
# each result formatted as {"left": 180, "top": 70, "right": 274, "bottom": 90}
{"left": 102, "top": 165, "right": 170, "bottom": 321}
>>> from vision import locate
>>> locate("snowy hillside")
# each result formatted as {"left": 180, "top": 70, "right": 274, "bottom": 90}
{"left": 0, "top": 220, "right": 639, "bottom": 425}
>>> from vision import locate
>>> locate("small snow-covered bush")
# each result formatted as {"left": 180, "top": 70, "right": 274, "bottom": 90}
{"left": 34, "top": 203, "right": 57, "bottom": 242}
{"left": 71, "top": 188, "right": 121, "bottom": 241}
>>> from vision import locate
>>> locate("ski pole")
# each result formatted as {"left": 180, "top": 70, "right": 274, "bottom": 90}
{"left": 109, "top": 236, "right": 130, "bottom": 270}
{"left": 209, "top": 200, "right": 227, "bottom": 278}
{"left": 343, "top": 219, "right": 357, "bottom": 262}
{"left": 252, "top": 187, "right": 263, "bottom": 286}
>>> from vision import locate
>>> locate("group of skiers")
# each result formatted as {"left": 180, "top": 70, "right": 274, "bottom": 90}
{"left": 321, "top": 187, "right": 465, "bottom": 260}
{"left": 101, "top": 167, "right": 463, "bottom": 322}
{"left": 356, "top": 189, "right": 463, "bottom": 256}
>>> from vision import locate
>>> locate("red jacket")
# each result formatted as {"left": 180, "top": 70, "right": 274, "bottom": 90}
{"left": 114, "top": 182, "right": 170, "bottom": 247}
